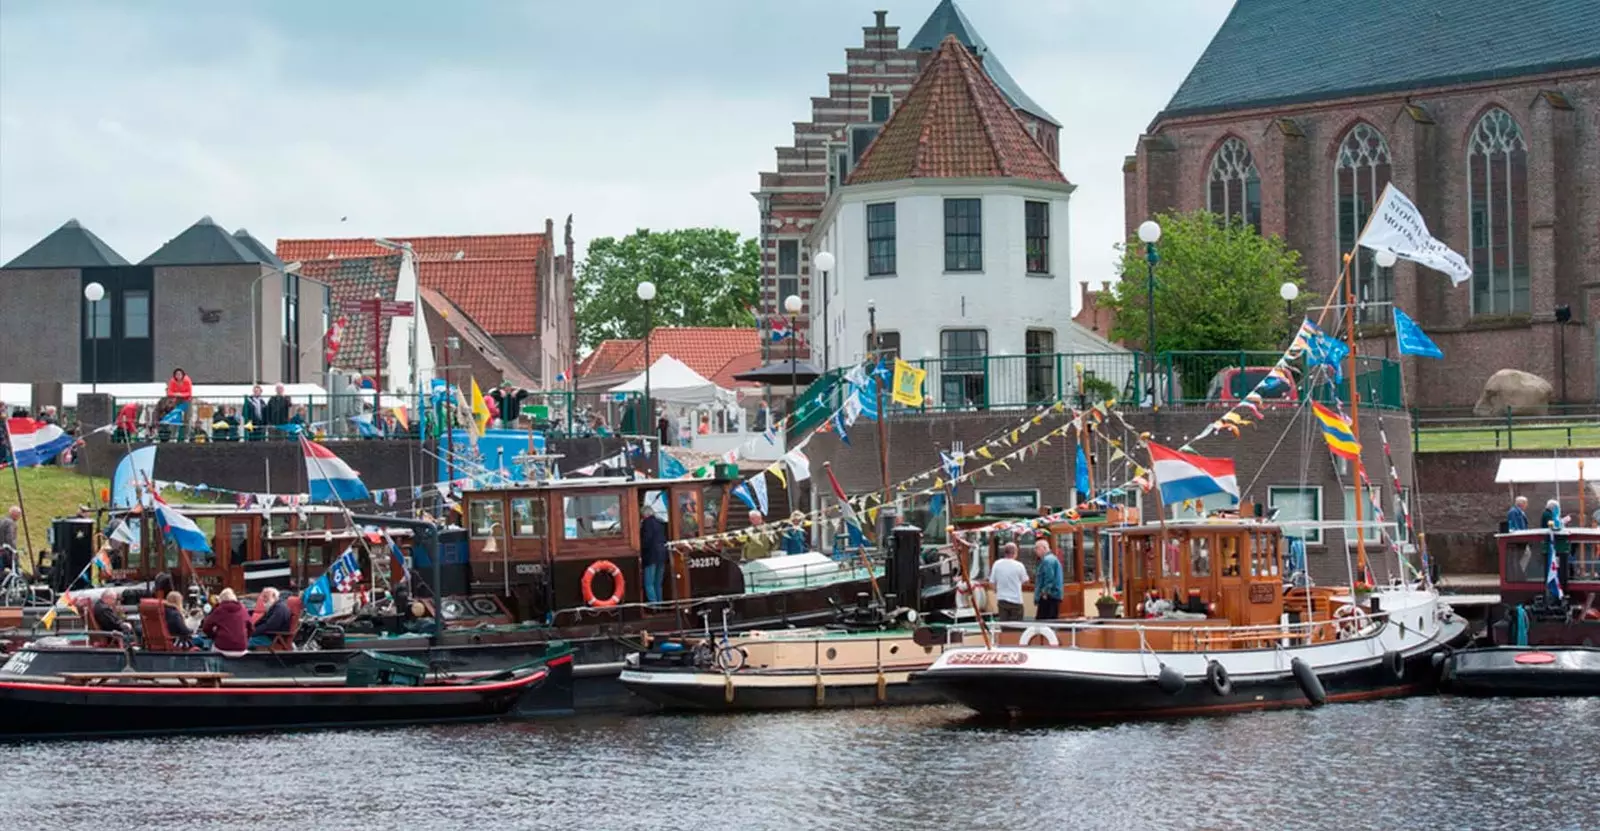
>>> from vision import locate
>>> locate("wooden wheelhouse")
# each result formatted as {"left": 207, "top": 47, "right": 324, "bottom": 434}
{"left": 1119, "top": 520, "right": 1286, "bottom": 627}
{"left": 1495, "top": 528, "right": 1600, "bottom": 605}
{"left": 953, "top": 506, "right": 1139, "bottom": 618}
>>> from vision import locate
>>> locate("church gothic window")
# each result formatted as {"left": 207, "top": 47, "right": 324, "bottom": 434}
{"left": 1334, "top": 123, "right": 1393, "bottom": 323}
{"left": 1206, "top": 137, "right": 1261, "bottom": 230}
{"left": 1467, "top": 108, "right": 1529, "bottom": 316}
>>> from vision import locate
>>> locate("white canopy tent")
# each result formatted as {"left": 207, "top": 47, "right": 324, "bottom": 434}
{"left": 610, "top": 355, "right": 736, "bottom": 406}
{"left": 1494, "top": 457, "right": 1600, "bottom": 484}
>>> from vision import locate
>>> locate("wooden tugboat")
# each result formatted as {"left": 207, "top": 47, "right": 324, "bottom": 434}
{"left": 0, "top": 647, "right": 574, "bottom": 741}
{"left": 1438, "top": 524, "right": 1600, "bottom": 696}
{"left": 3, "top": 472, "right": 955, "bottom": 712}
{"left": 913, "top": 518, "right": 1470, "bottom": 720}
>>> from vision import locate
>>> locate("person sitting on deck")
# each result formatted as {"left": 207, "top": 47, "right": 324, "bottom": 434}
{"left": 742, "top": 510, "right": 774, "bottom": 561}
{"left": 1507, "top": 496, "right": 1530, "bottom": 532}
{"left": 250, "top": 587, "right": 292, "bottom": 648}
{"left": 1032, "top": 540, "right": 1064, "bottom": 621}
{"left": 163, "top": 591, "right": 194, "bottom": 648}
{"left": 93, "top": 588, "right": 135, "bottom": 638}
{"left": 200, "top": 588, "right": 252, "bottom": 652}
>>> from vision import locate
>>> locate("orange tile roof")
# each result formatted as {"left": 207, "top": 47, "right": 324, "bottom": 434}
{"left": 416, "top": 287, "right": 537, "bottom": 387}
{"left": 847, "top": 35, "right": 1067, "bottom": 186}
{"left": 297, "top": 255, "right": 404, "bottom": 370}
{"left": 419, "top": 258, "right": 538, "bottom": 336}
{"left": 274, "top": 234, "right": 543, "bottom": 337}
{"left": 579, "top": 328, "right": 763, "bottom": 387}
{"left": 276, "top": 234, "right": 543, "bottom": 262}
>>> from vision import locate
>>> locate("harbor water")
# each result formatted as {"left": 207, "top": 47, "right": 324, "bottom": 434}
{"left": 3, "top": 697, "right": 1595, "bottom": 831}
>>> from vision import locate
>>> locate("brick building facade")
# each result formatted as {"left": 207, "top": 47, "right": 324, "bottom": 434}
{"left": 754, "top": 1, "right": 1059, "bottom": 356}
{"left": 1123, "top": 0, "right": 1600, "bottom": 409}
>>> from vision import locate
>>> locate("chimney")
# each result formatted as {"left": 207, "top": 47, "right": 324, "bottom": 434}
{"left": 1101, "top": 280, "right": 1112, "bottom": 293}
{"left": 874, "top": 10, "right": 887, "bottom": 28}
{"left": 1080, "top": 281, "right": 1091, "bottom": 310}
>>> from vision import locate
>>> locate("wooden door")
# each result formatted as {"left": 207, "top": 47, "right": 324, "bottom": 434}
{"left": 1060, "top": 530, "right": 1085, "bottom": 618}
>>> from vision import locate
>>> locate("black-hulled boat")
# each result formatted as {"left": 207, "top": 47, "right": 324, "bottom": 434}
{"left": 0, "top": 649, "right": 573, "bottom": 741}
{"left": 1439, "top": 646, "right": 1600, "bottom": 697}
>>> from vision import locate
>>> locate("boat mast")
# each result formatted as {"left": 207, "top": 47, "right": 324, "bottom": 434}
{"left": 1340, "top": 252, "right": 1371, "bottom": 586}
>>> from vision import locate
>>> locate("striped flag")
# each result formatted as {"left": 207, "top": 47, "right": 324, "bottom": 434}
{"left": 825, "top": 464, "right": 869, "bottom": 546}
{"left": 1311, "top": 402, "right": 1362, "bottom": 461}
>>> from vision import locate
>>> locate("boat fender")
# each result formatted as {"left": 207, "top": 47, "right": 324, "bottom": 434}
{"left": 1205, "top": 660, "right": 1232, "bottom": 697}
{"left": 1291, "top": 657, "right": 1326, "bottom": 706}
{"left": 581, "top": 560, "right": 626, "bottom": 608}
{"left": 1381, "top": 650, "right": 1405, "bottom": 683}
{"left": 1155, "top": 664, "right": 1185, "bottom": 695}
{"left": 1019, "top": 626, "right": 1059, "bottom": 647}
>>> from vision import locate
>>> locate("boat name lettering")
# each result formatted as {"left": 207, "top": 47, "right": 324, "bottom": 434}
{"left": 515, "top": 563, "right": 543, "bottom": 575}
{"left": 947, "top": 651, "right": 1027, "bottom": 666}
{"left": 1249, "top": 584, "right": 1275, "bottom": 604}
{"left": 2, "top": 652, "right": 32, "bottom": 674}
{"left": 688, "top": 557, "right": 721, "bottom": 569}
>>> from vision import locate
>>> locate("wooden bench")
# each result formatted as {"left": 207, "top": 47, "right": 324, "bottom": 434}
{"left": 57, "top": 672, "right": 232, "bottom": 688}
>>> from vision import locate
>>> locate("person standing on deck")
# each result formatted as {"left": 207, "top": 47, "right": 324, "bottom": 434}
{"left": 1033, "top": 539, "right": 1064, "bottom": 620}
{"left": 640, "top": 504, "right": 669, "bottom": 604}
{"left": 1507, "top": 496, "right": 1529, "bottom": 531}
{"left": 989, "top": 542, "right": 1027, "bottom": 622}
{"left": 1540, "top": 499, "right": 1570, "bottom": 532}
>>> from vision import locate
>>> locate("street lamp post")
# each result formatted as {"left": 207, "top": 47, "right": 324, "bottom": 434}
{"left": 813, "top": 251, "right": 834, "bottom": 371}
{"left": 1137, "top": 221, "right": 1161, "bottom": 406}
{"left": 83, "top": 282, "right": 105, "bottom": 392}
{"left": 784, "top": 294, "right": 802, "bottom": 421}
{"left": 1279, "top": 282, "right": 1300, "bottom": 341}
{"left": 637, "top": 281, "right": 657, "bottom": 458}
{"left": 250, "top": 260, "right": 303, "bottom": 385}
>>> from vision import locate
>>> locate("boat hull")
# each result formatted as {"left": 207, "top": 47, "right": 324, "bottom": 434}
{"left": 619, "top": 666, "right": 946, "bottom": 711}
{"left": 0, "top": 657, "right": 571, "bottom": 741}
{"left": 1441, "top": 646, "right": 1600, "bottom": 697}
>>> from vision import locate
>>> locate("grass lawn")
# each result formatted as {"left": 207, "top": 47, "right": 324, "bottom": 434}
{"left": 2, "top": 465, "right": 109, "bottom": 565}
{"left": 1415, "top": 423, "right": 1600, "bottom": 453}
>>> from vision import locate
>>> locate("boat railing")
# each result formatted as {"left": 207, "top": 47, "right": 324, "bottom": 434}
{"left": 990, "top": 608, "right": 1389, "bottom": 651}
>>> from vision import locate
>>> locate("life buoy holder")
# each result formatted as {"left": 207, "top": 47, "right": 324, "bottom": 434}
{"left": 1019, "top": 625, "right": 1059, "bottom": 647}
{"left": 581, "top": 560, "right": 626, "bottom": 607}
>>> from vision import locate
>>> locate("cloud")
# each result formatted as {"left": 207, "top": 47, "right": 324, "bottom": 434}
{"left": 0, "top": 0, "right": 1230, "bottom": 304}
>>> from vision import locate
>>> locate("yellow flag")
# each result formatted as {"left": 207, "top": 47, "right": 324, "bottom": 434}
{"left": 768, "top": 463, "right": 787, "bottom": 488}
{"left": 891, "top": 359, "right": 926, "bottom": 407}
{"left": 40, "top": 605, "right": 58, "bottom": 630}
{"left": 976, "top": 446, "right": 993, "bottom": 460}
{"left": 470, "top": 378, "right": 491, "bottom": 432}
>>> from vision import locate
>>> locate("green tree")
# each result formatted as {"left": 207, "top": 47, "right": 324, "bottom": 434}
{"left": 1103, "top": 210, "right": 1305, "bottom": 354}
{"left": 576, "top": 228, "right": 760, "bottom": 349}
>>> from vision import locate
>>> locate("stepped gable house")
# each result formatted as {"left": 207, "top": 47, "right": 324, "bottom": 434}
{"left": 277, "top": 216, "right": 577, "bottom": 389}
{"left": 1124, "top": 0, "right": 1600, "bottom": 407}
{"left": 753, "top": 1, "right": 1061, "bottom": 358}
{"left": 0, "top": 217, "right": 328, "bottom": 385}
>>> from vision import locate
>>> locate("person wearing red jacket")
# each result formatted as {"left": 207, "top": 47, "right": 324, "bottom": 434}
{"left": 165, "top": 368, "right": 193, "bottom": 402}
{"left": 199, "top": 588, "right": 252, "bottom": 652}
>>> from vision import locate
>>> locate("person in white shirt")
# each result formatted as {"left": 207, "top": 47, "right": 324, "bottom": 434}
{"left": 988, "top": 542, "right": 1028, "bottom": 622}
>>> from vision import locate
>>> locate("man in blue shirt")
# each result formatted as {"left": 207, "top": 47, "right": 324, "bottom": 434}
{"left": 1033, "top": 539, "right": 1064, "bottom": 620}
{"left": 1506, "top": 496, "right": 1529, "bottom": 531}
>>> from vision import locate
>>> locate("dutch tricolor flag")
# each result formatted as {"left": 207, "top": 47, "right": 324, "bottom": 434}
{"left": 1148, "top": 442, "right": 1239, "bottom": 506}
{"left": 5, "top": 417, "right": 76, "bottom": 467}
{"left": 154, "top": 496, "right": 214, "bottom": 554}
{"left": 303, "top": 439, "right": 371, "bottom": 503}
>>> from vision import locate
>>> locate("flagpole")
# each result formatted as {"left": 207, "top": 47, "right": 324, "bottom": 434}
{"left": 868, "top": 303, "right": 892, "bottom": 535}
{"left": 1339, "top": 251, "right": 1372, "bottom": 588}
{"left": 823, "top": 462, "right": 883, "bottom": 606}
{"left": 939, "top": 460, "right": 991, "bottom": 650}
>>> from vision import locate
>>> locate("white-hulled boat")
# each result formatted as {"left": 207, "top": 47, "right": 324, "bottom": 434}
{"left": 913, "top": 518, "right": 1470, "bottom": 720}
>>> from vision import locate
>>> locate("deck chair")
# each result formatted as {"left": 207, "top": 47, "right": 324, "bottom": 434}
{"left": 269, "top": 596, "right": 304, "bottom": 651}
{"left": 138, "top": 599, "right": 175, "bottom": 651}
{"left": 78, "top": 595, "right": 127, "bottom": 648}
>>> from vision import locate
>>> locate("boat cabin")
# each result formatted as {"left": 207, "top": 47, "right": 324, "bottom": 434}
{"left": 1495, "top": 527, "right": 1600, "bottom": 606}
{"left": 954, "top": 506, "right": 1137, "bottom": 618}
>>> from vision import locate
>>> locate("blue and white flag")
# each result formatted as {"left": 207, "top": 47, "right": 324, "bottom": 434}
{"left": 303, "top": 439, "right": 371, "bottom": 502}
{"left": 1392, "top": 307, "right": 1444, "bottom": 359}
{"left": 1546, "top": 532, "right": 1563, "bottom": 601}
{"left": 659, "top": 451, "right": 687, "bottom": 479}
{"left": 1075, "top": 443, "right": 1091, "bottom": 497}
{"left": 154, "top": 497, "right": 213, "bottom": 554}
{"left": 749, "top": 472, "right": 769, "bottom": 515}
{"left": 732, "top": 481, "right": 757, "bottom": 511}
{"left": 830, "top": 409, "right": 851, "bottom": 445}
{"left": 1305, "top": 331, "right": 1351, "bottom": 382}
{"left": 159, "top": 403, "right": 188, "bottom": 426}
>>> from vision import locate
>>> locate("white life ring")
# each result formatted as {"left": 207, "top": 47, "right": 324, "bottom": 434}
{"left": 1333, "top": 604, "right": 1369, "bottom": 639}
{"left": 1019, "top": 625, "right": 1059, "bottom": 647}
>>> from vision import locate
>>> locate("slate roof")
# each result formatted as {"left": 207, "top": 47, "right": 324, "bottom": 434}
{"left": 1, "top": 219, "right": 130, "bottom": 270}
{"left": 907, "top": 0, "right": 1058, "bottom": 127}
{"left": 297, "top": 255, "right": 403, "bottom": 370}
{"left": 847, "top": 35, "right": 1067, "bottom": 186}
{"left": 276, "top": 234, "right": 544, "bottom": 336}
{"left": 232, "top": 229, "right": 285, "bottom": 269}
{"left": 140, "top": 216, "right": 264, "bottom": 267}
{"left": 578, "top": 328, "right": 763, "bottom": 388}
{"left": 276, "top": 234, "right": 544, "bottom": 262}
{"left": 1161, "top": 0, "right": 1600, "bottom": 120}
{"left": 417, "top": 287, "right": 537, "bottom": 388}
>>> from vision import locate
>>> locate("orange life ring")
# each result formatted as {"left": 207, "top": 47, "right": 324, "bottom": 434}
{"left": 581, "top": 559, "right": 625, "bottom": 607}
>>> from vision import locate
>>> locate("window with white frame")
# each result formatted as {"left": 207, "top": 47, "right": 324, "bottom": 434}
{"left": 866, "top": 202, "right": 896, "bottom": 276}
{"left": 1269, "top": 486, "right": 1322, "bottom": 544}
{"left": 1342, "top": 487, "right": 1383, "bottom": 544}
{"left": 943, "top": 198, "right": 982, "bottom": 272}
{"left": 1468, "top": 108, "right": 1529, "bottom": 316}
{"left": 1025, "top": 200, "right": 1050, "bottom": 274}
{"left": 1334, "top": 123, "right": 1393, "bottom": 323}
{"left": 940, "top": 328, "right": 988, "bottom": 408}
{"left": 1207, "top": 137, "right": 1261, "bottom": 230}
{"left": 869, "top": 94, "right": 892, "bottom": 124}
{"left": 978, "top": 489, "right": 1038, "bottom": 515}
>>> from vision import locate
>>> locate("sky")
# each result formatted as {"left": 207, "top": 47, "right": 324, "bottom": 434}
{"left": 0, "top": 0, "right": 1234, "bottom": 304}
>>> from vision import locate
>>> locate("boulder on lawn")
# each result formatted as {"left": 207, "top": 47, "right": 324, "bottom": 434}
{"left": 1472, "top": 369, "right": 1552, "bottom": 416}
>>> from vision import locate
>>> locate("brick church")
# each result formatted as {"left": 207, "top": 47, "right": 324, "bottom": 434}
{"left": 1124, "top": 0, "right": 1600, "bottom": 409}
{"left": 753, "top": 0, "right": 1059, "bottom": 354}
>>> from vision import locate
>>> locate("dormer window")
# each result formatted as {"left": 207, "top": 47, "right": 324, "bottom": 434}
{"left": 850, "top": 124, "right": 880, "bottom": 165}
{"left": 870, "top": 94, "right": 892, "bottom": 124}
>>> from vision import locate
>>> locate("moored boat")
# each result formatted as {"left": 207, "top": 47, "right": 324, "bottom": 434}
{"left": 0, "top": 647, "right": 574, "bottom": 741}
{"left": 913, "top": 518, "right": 1470, "bottom": 720}
{"left": 1439, "top": 646, "right": 1600, "bottom": 697}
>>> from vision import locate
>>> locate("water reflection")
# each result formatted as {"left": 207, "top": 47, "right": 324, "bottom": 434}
{"left": 3, "top": 699, "right": 1596, "bottom": 831}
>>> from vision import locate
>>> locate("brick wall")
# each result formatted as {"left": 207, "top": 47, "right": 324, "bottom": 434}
{"left": 1124, "top": 70, "right": 1600, "bottom": 408}
{"left": 1414, "top": 450, "right": 1600, "bottom": 575}
{"left": 807, "top": 406, "right": 1418, "bottom": 584}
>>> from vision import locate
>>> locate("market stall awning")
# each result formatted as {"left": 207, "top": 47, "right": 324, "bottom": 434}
{"left": 1494, "top": 457, "right": 1600, "bottom": 484}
